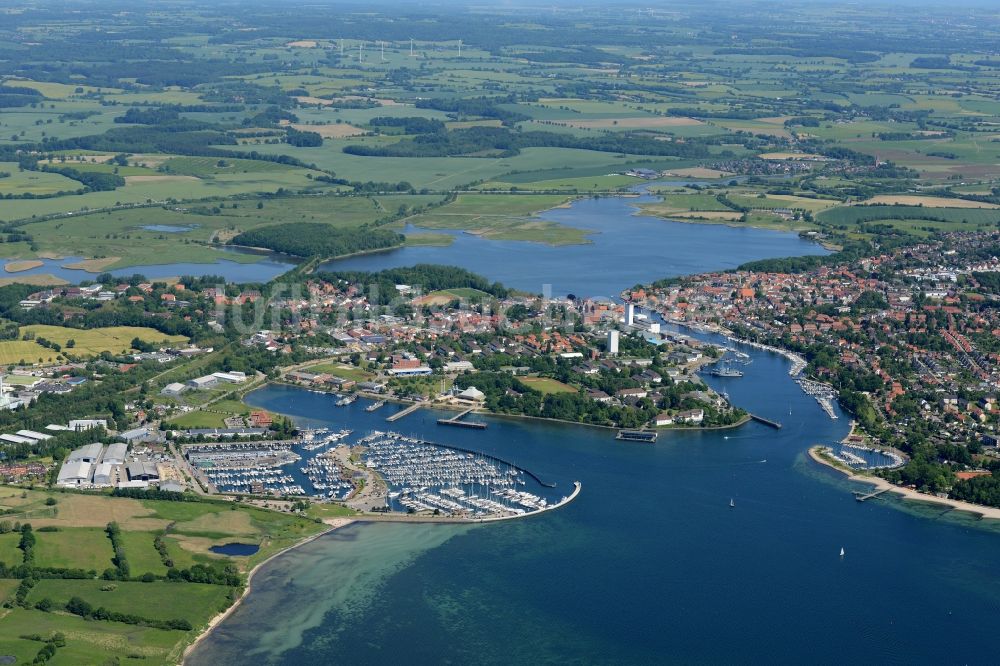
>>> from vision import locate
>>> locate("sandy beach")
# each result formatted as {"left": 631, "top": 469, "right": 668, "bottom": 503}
{"left": 809, "top": 446, "right": 1000, "bottom": 521}
{"left": 181, "top": 517, "right": 355, "bottom": 664}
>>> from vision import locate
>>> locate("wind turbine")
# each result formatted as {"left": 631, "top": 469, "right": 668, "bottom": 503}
{"left": 358, "top": 41, "right": 363, "bottom": 63}
{"left": 380, "top": 40, "right": 386, "bottom": 62}
{"left": 457, "top": 39, "right": 462, "bottom": 58}
{"left": 409, "top": 38, "right": 415, "bottom": 57}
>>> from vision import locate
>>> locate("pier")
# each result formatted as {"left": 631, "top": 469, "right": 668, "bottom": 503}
{"left": 616, "top": 429, "right": 658, "bottom": 442}
{"left": 386, "top": 403, "right": 422, "bottom": 422}
{"left": 854, "top": 487, "right": 891, "bottom": 502}
{"left": 437, "top": 408, "right": 487, "bottom": 429}
{"left": 749, "top": 413, "right": 783, "bottom": 429}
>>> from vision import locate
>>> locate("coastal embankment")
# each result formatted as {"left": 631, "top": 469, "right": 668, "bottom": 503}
{"left": 182, "top": 517, "right": 355, "bottom": 663}
{"left": 809, "top": 446, "right": 1000, "bottom": 521}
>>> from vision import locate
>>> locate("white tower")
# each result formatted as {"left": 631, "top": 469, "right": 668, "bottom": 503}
{"left": 625, "top": 303, "right": 635, "bottom": 327}
{"left": 607, "top": 330, "right": 620, "bottom": 355}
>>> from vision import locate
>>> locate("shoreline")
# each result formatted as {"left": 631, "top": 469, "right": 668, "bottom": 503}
{"left": 808, "top": 446, "right": 1000, "bottom": 521}
{"left": 265, "top": 380, "right": 746, "bottom": 434}
{"left": 180, "top": 517, "right": 355, "bottom": 664}
{"left": 181, "top": 480, "right": 583, "bottom": 661}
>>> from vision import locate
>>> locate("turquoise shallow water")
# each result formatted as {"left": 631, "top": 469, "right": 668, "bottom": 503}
{"left": 189, "top": 335, "right": 1000, "bottom": 665}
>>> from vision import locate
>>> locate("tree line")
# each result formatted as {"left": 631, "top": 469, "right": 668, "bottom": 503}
{"left": 230, "top": 223, "right": 403, "bottom": 259}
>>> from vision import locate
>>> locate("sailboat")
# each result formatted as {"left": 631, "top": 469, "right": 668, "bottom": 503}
{"left": 729, "top": 498, "right": 735, "bottom": 508}
{"left": 840, "top": 547, "right": 845, "bottom": 558}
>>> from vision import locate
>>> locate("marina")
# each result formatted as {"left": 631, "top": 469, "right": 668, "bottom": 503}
{"left": 827, "top": 442, "right": 905, "bottom": 471}
{"left": 797, "top": 378, "right": 839, "bottom": 419}
{"left": 181, "top": 416, "right": 557, "bottom": 515}
{"left": 358, "top": 431, "right": 560, "bottom": 518}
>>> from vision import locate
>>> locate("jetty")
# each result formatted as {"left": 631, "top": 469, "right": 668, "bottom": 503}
{"left": 386, "top": 403, "right": 422, "bottom": 422}
{"left": 437, "top": 408, "right": 487, "bottom": 430}
{"left": 749, "top": 413, "right": 783, "bottom": 429}
{"left": 854, "top": 487, "right": 891, "bottom": 502}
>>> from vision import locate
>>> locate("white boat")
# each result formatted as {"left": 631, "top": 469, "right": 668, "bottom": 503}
{"left": 729, "top": 498, "right": 735, "bottom": 508}
{"left": 840, "top": 547, "right": 845, "bottom": 558}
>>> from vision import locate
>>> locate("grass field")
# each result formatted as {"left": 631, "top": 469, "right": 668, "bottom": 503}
{"left": 0, "top": 163, "right": 82, "bottom": 196}
{"left": 0, "top": 489, "right": 326, "bottom": 570}
{"left": 0, "top": 325, "right": 189, "bottom": 363}
{"left": 477, "top": 174, "right": 642, "bottom": 192}
{"left": 0, "top": 608, "right": 186, "bottom": 665}
{"left": 169, "top": 410, "right": 231, "bottom": 429}
{"left": 404, "top": 232, "right": 455, "bottom": 247}
{"left": 817, "top": 205, "right": 1000, "bottom": 227}
{"left": 33, "top": 527, "right": 115, "bottom": 571}
{"left": 521, "top": 376, "right": 577, "bottom": 394}
{"left": 406, "top": 193, "right": 590, "bottom": 245}
{"left": 0, "top": 532, "right": 24, "bottom": 567}
{"left": 857, "top": 195, "right": 1000, "bottom": 208}
{"left": 7, "top": 193, "right": 443, "bottom": 270}
{"left": 118, "top": 531, "right": 172, "bottom": 576}
{"left": 0, "top": 340, "right": 63, "bottom": 365}
{"left": 26, "top": 579, "right": 232, "bottom": 624}
{"left": 652, "top": 193, "right": 736, "bottom": 212}
{"left": 300, "top": 363, "right": 374, "bottom": 382}
{"left": 727, "top": 194, "right": 836, "bottom": 213}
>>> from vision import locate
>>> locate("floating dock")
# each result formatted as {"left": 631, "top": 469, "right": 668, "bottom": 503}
{"left": 749, "top": 413, "right": 782, "bottom": 429}
{"left": 616, "top": 429, "right": 658, "bottom": 442}
{"left": 437, "top": 408, "right": 487, "bottom": 429}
